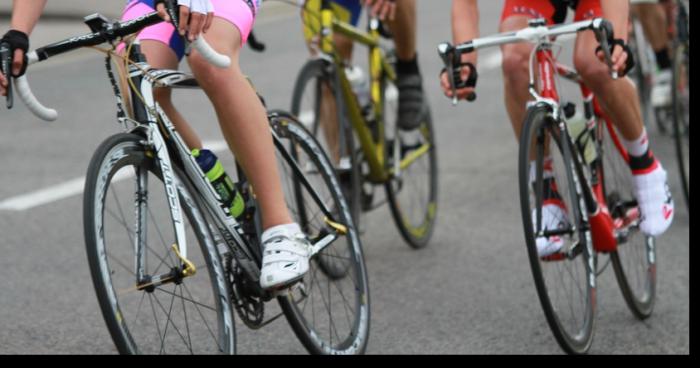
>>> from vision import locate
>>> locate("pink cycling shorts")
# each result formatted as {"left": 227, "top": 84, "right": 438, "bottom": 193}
{"left": 119, "top": 0, "right": 260, "bottom": 60}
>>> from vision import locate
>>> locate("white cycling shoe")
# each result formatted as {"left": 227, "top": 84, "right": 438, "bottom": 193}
{"left": 634, "top": 164, "right": 674, "bottom": 237}
{"left": 260, "top": 223, "right": 312, "bottom": 290}
{"left": 533, "top": 201, "right": 570, "bottom": 257}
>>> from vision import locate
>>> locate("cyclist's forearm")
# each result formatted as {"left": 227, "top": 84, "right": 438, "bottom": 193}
{"left": 452, "top": 0, "right": 479, "bottom": 64}
{"left": 600, "top": 0, "right": 629, "bottom": 42}
{"left": 10, "top": 0, "right": 47, "bottom": 35}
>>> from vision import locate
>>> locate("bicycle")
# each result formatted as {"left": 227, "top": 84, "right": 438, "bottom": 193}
{"left": 3, "top": 7, "right": 370, "bottom": 354}
{"left": 439, "top": 18, "right": 657, "bottom": 354}
{"left": 290, "top": 0, "right": 438, "bottom": 249}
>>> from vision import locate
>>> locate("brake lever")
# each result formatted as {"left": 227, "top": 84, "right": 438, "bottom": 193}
{"left": 0, "top": 42, "right": 13, "bottom": 109}
{"left": 438, "top": 42, "right": 478, "bottom": 105}
{"left": 438, "top": 43, "right": 459, "bottom": 106}
{"left": 593, "top": 20, "right": 618, "bottom": 80}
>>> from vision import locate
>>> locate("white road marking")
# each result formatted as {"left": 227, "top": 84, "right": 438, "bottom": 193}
{"left": 0, "top": 140, "right": 228, "bottom": 211}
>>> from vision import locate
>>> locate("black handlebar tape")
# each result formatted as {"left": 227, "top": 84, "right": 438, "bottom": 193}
{"left": 1, "top": 42, "right": 13, "bottom": 108}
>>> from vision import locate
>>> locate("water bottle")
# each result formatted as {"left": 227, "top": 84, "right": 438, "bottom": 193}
{"left": 346, "top": 65, "right": 371, "bottom": 113}
{"left": 567, "top": 113, "right": 597, "bottom": 164}
{"left": 192, "top": 149, "right": 245, "bottom": 219}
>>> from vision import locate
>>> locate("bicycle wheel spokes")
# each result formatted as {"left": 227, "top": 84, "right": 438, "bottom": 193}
{"left": 272, "top": 114, "right": 370, "bottom": 355}
{"left": 519, "top": 106, "right": 595, "bottom": 354}
{"left": 601, "top": 124, "right": 656, "bottom": 319}
{"left": 85, "top": 134, "right": 234, "bottom": 354}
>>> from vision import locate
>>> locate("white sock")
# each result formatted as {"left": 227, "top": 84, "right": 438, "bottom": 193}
{"left": 622, "top": 129, "right": 650, "bottom": 158}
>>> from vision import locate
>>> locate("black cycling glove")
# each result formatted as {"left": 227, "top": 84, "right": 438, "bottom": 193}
{"left": 0, "top": 30, "right": 29, "bottom": 77}
{"left": 596, "top": 38, "right": 636, "bottom": 78}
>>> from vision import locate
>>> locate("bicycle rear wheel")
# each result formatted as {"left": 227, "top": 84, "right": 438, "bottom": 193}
{"left": 84, "top": 133, "right": 235, "bottom": 354}
{"left": 271, "top": 112, "right": 371, "bottom": 355}
{"left": 600, "top": 122, "right": 657, "bottom": 319}
{"left": 518, "top": 105, "right": 595, "bottom": 354}
{"left": 671, "top": 32, "right": 690, "bottom": 210}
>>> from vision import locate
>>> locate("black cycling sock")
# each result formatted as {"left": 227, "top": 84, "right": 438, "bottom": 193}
{"left": 655, "top": 48, "right": 672, "bottom": 71}
{"left": 629, "top": 149, "right": 657, "bottom": 174}
{"left": 396, "top": 54, "right": 420, "bottom": 76}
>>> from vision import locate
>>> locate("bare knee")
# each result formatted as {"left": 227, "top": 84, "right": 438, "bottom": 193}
{"left": 501, "top": 45, "right": 531, "bottom": 87}
{"left": 188, "top": 53, "right": 240, "bottom": 92}
{"left": 574, "top": 51, "right": 610, "bottom": 90}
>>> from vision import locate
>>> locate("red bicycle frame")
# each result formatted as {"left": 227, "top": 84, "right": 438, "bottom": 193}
{"left": 538, "top": 47, "right": 636, "bottom": 254}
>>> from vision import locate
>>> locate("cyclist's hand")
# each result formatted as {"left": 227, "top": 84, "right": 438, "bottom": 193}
{"left": 362, "top": 0, "right": 396, "bottom": 21}
{"left": 596, "top": 44, "right": 626, "bottom": 75}
{"left": 1, "top": 30, "right": 29, "bottom": 97}
{"left": 157, "top": 0, "right": 214, "bottom": 41}
{"left": 0, "top": 72, "right": 7, "bottom": 97}
{"left": 595, "top": 39, "right": 634, "bottom": 77}
{"left": 440, "top": 66, "right": 475, "bottom": 101}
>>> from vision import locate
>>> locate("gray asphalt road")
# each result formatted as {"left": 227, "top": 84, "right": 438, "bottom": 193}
{"left": 0, "top": 1, "right": 689, "bottom": 354}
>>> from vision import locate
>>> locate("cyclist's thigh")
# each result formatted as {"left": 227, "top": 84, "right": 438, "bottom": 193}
{"left": 573, "top": 0, "right": 607, "bottom": 81}
{"left": 499, "top": 7, "right": 536, "bottom": 79}
{"left": 119, "top": 0, "right": 186, "bottom": 60}
{"left": 500, "top": 0, "right": 562, "bottom": 71}
{"left": 330, "top": 0, "right": 360, "bottom": 60}
{"left": 188, "top": 0, "right": 257, "bottom": 73}
{"left": 330, "top": 0, "right": 363, "bottom": 26}
{"left": 210, "top": 0, "right": 258, "bottom": 45}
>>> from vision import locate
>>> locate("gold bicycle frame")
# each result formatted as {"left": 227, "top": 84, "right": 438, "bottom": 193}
{"left": 312, "top": 4, "right": 430, "bottom": 183}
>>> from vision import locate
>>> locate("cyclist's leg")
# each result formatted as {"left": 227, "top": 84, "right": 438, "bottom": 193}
{"left": 302, "top": 0, "right": 354, "bottom": 165}
{"left": 118, "top": 0, "right": 203, "bottom": 150}
{"left": 385, "top": 0, "right": 427, "bottom": 131}
{"left": 631, "top": 0, "right": 672, "bottom": 107}
{"left": 188, "top": 12, "right": 311, "bottom": 289}
{"left": 499, "top": 16, "right": 535, "bottom": 140}
{"left": 141, "top": 42, "right": 203, "bottom": 150}
{"left": 574, "top": 0, "right": 674, "bottom": 236}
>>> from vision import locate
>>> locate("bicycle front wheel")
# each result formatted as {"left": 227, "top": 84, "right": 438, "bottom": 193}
{"left": 84, "top": 133, "right": 235, "bottom": 354}
{"left": 271, "top": 112, "right": 371, "bottom": 355}
{"left": 518, "top": 105, "right": 596, "bottom": 354}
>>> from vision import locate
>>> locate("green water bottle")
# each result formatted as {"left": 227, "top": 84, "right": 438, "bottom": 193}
{"left": 192, "top": 148, "right": 245, "bottom": 219}
{"left": 567, "top": 113, "right": 597, "bottom": 165}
